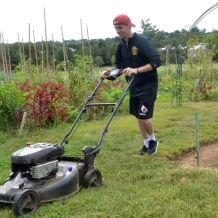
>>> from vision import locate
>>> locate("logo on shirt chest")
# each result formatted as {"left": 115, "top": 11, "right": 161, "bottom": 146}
{"left": 132, "top": 46, "right": 138, "bottom": 55}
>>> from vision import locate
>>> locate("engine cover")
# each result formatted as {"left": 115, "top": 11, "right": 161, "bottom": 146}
{"left": 11, "top": 143, "right": 64, "bottom": 165}
{"left": 30, "top": 160, "right": 58, "bottom": 179}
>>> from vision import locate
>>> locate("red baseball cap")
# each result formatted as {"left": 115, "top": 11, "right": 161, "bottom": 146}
{"left": 113, "top": 14, "right": 136, "bottom": 27}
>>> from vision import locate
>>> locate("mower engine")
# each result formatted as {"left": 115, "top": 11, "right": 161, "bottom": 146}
{"left": 11, "top": 143, "right": 64, "bottom": 179}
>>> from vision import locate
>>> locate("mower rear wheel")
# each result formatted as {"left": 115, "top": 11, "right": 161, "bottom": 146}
{"left": 12, "top": 189, "right": 40, "bottom": 216}
{"left": 84, "top": 169, "right": 102, "bottom": 188}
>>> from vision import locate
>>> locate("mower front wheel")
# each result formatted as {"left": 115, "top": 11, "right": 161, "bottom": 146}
{"left": 12, "top": 189, "right": 40, "bottom": 216}
{"left": 84, "top": 169, "right": 102, "bottom": 188}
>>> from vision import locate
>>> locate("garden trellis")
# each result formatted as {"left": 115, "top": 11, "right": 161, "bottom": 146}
{"left": 176, "top": 2, "right": 218, "bottom": 106}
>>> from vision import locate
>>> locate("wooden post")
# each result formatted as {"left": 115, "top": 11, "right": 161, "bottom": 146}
{"left": 61, "top": 25, "right": 67, "bottom": 72}
{"left": 19, "top": 112, "right": 27, "bottom": 136}
{"left": 61, "top": 26, "right": 69, "bottom": 99}
{"left": 2, "top": 33, "right": 9, "bottom": 83}
{"left": 80, "top": 19, "right": 86, "bottom": 89}
{"left": 33, "top": 30, "right": 39, "bottom": 75}
{"left": 195, "top": 113, "right": 200, "bottom": 166}
{"left": 52, "top": 33, "right": 55, "bottom": 71}
{"left": 41, "top": 36, "right": 44, "bottom": 80}
{"left": 7, "top": 40, "right": 12, "bottom": 82}
{"left": 44, "top": 8, "right": 50, "bottom": 80}
{"left": 86, "top": 25, "right": 94, "bottom": 80}
{"left": 0, "top": 32, "right": 7, "bottom": 82}
{"left": 22, "top": 38, "right": 26, "bottom": 72}
{"left": 28, "top": 23, "right": 33, "bottom": 82}
{"left": 17, "top": 33, "right": 24, "bottom": 72}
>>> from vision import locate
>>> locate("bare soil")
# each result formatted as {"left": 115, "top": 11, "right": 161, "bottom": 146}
{"left": 180, "top": 140, "right": 218, "bottom": 170}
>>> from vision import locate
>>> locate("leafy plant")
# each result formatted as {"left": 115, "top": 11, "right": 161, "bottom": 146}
{"left": 0, "top": 81, "right": 25, "bottom": 131}
{"left": 183, "top": 36, "right": 218, "bottom": 101}
{"left": 0, "top": 70, "right": 5, "bottom": 81}
{"left": 67, "top": 55, "right": 93, "bottom": 108}
{"left": 17, "top": 81, "right": 69, "bottom": 129}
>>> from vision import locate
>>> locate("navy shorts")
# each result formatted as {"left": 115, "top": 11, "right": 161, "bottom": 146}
{"left": 129, "top": 92, "right": 157, "bottom": 120}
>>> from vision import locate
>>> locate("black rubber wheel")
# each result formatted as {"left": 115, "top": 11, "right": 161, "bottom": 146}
{"left": 12, "top": 189, "right": 40, "bottom": 216}
{"left": 84, "top": 169, "right": 102, "bottom": 188}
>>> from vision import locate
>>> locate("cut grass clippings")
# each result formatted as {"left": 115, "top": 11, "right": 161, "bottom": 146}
{"left": 0, "top": 101, "right": 218, "bottom": 217}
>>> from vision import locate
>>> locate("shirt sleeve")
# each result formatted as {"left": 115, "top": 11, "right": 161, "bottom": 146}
{"left": 114, "top": 43, "right": 126, "bottom": 69}
{"left": 141, "top": 37, "right": 161, "bottom": 69}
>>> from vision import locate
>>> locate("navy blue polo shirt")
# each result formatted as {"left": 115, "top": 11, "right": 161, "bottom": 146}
{"left": 115, "top": 33, "right": 161, "bottom": 97}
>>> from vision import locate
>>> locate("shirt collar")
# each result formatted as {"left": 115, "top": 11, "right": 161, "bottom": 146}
{"left": 121, "top": 32, "right": 137, "bottom": 44}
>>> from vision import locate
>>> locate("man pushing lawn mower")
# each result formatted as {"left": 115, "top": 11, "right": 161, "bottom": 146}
{"left": 0, "top": 13, "right": 161, "bottom": 217}
{"left": 101, "top": 14, "right": 161, "bottom": 156}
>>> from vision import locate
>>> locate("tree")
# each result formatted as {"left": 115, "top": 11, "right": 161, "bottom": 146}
{"left": 54, "top": 47, "right": 74, "bottom": 64}
{"left": 106, "top": 41, "right": 118, "bottom": 65}
{"left": 94, "top": 56, "right": 104, "bottom": 66}
{"left": 140, "top": 19, "right": 159, "bottom": 40}
{"left": 1, "top": 24, "right": 218, "bottom": 72}
{"left": 111, "top": 55, "right": 115, "bottom": 66}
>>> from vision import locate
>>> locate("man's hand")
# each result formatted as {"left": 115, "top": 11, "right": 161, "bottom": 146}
{"left": 100, "top": 70, "right": 111, "bottom": 78}
{"left": 123, "top": 67, "right": 137, "bottom": 76}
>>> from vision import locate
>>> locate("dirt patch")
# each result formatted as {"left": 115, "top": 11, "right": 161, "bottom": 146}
{"left": 180, "top": 140, "right": 218, "bottom": 170}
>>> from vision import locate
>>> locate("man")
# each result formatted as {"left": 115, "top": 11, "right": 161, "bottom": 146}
{"left": 101, "top": 14, "right": 161, "bottom": 156}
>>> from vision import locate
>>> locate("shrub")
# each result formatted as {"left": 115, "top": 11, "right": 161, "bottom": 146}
{"left": 17, "top": 81, "right": 69, "bottom": 129}
{"left": 0, "top": 81, "right": 25, "bottom": 131}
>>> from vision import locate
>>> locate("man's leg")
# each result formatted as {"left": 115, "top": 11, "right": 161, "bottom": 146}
{"left": 136, "top": 119, "right": 150, "bottom": 155}
{"left": 130, "top": 94, "right": 158, "bottom": 155}
{"left": 137, "top": 118, "right": 158, "bottom": 156}
{"left": 137, "top": 118, "right": 154, "bottom": 138}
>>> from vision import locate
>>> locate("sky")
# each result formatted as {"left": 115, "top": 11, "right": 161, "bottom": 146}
{"left": 0, "top": 0, "right": 218, "bottom": 43}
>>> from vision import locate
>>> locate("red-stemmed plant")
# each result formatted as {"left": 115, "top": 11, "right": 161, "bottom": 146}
{"left": 17, "top": 81, "right": 69, "bottom": 129}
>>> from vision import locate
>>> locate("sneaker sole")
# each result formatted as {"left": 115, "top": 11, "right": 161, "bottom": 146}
{"left": 147, "top": 141, "right": 159, "bottom": 156}
{"left": 136, "top": 151, "right": 147, "bottom": 156}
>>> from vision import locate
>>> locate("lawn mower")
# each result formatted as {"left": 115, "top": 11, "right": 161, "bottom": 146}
{"left": 0, "top": 69, "right": 135, "bottom": 216}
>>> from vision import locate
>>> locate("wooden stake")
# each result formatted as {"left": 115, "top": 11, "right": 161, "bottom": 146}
{"left": 61, "top": 26, "right": 70, "bottom": 100}
{"left": 44, "top": 8, "right": 50, "bottom": 79}
{"left": 17, "top": 33, "right": 24, "bottom": 72}
{"left": 80, "top": 19, "right": 86, "bottom": 87}
{"left": 22, "top": 38, "right": 26, "bottom": 72}
{"left": 0, "top": 32, "right": 7, "bottom": 82}
{"left": 33, "top": 30, "right": 39, "bottom": 75}
{"left": 61, "top": 25, "right": 67, "bottom": 72}
{"left": 86, "top": 25, "right": 94, "bottom": 79}
{"left": 19, "top": 112, "right": 27, "bottom": 136}
{"left": 6, "top": 40, "right": 12, "bottom": 82}
{"left": 2, "top": 33, "right": 9, "bottom": 83}
{"left": 41, "top": 36, "right": 44, "bottom": 80}
{"left": 52, "top": 33, "right": 55, "bottom": 71}
{"left": 28, "top": 23, "right": 33, "bottom": 82}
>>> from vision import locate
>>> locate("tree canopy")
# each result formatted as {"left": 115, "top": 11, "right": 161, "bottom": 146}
{"left": 1, "top": 20, "right": 218, "bottom": 71}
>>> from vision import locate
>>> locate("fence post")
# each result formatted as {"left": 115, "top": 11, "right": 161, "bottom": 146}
{"left": 19, "top": 112, "right": 27, "bottom": 136}
{"left": 195, "top": 113, "right": 200, "bottom": 166}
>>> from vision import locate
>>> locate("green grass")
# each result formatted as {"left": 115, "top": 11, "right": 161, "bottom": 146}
{"left": 1, "top": 101, "right": 218, "bottom": 217}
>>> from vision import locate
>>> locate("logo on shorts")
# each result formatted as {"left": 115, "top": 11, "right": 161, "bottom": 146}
{"left": 139, "top": 105, "right": 147, "bottom": 116}
{"left": 132, "top": 46, "right": 138, "bottom": 55}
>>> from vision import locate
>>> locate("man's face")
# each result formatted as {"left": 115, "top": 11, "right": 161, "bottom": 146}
{"left": 114, "top": 25, "right": 130, "bottom": 39}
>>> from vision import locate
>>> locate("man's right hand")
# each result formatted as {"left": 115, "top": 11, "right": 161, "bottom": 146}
{"left": 100, "top": 71, "right": 111, "bottom": 78}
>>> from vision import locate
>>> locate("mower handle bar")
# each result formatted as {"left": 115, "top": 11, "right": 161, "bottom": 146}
{"left": 86, "top": 74, "right": 135, "bottom": 155}
{"left": 59, "top": 71, "right": 135, "bottom": 156}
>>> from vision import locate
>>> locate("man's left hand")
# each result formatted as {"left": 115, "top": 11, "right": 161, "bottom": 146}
{"left": 123, "top": 67, "right": 137, "bottom": 76}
